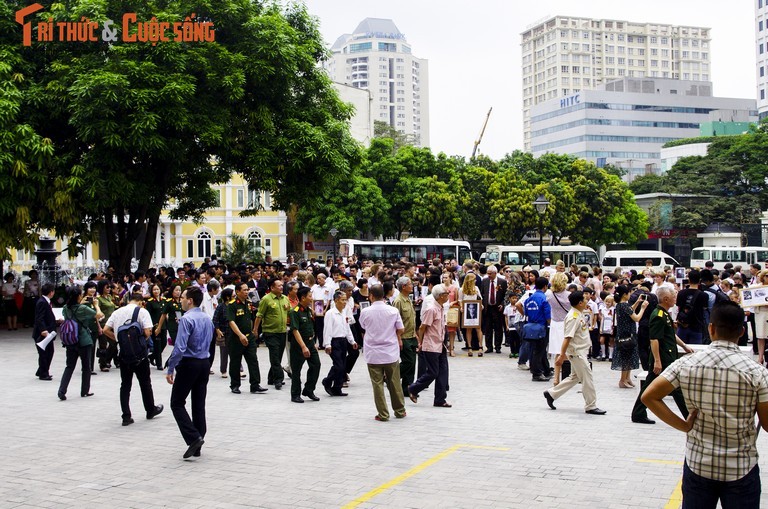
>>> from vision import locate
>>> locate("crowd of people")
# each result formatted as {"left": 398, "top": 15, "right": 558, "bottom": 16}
{"left": 13, "top": 252, "right": 768, "bottom": 505}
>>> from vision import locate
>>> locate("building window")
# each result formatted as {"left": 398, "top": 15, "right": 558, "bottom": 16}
{"left": 349, "top": 42, "right": 372, "bottom": 53}
{"left": 762, "top": 89, "right": 766, "bottom": 100}
{"left": 214, "top": 239, "right": 222, "bottom": 256}
{"left": 213, "top": 189, "right": 221, "bottom": 207}
{"left": 160, "top": 231, "right": 166, "bottom": 259}
{"left": 378, "top": 42, "right": 397, "bottom": 52}
{"left": 247, "top": 189, "right": 260, "bottom": 209}
{"left": 247, "top": 230, "right": 262, "bottom": 250}
{"left": 197, "top": 231, "right": 212, "bottom": 258}
{"left": 236, "top": 189, "right": 244, "bottom": 208}
{"left": 761, "top": 67, "right": 765, "bottom": 77}
{"left": 265, "top": 238, "right": 272, "bottom": 256}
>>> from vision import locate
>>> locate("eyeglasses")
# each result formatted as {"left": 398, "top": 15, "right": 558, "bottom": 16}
{"left": 504, "top": 270, "right": 512, "bottom": 273}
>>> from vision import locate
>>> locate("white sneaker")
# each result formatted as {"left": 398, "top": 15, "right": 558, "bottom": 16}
{"left": 518, "top": 364, "right": 530, "bottom": 370}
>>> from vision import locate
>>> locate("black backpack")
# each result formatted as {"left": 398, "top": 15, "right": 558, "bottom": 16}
{"left": 677, "top": 290, "right": 700, "bottom": 328}
{"left": 703, "top": 286, "right": 730, "bottom": 306}
{"left": 117, "top": 307, "right": 147, "bottom": 365}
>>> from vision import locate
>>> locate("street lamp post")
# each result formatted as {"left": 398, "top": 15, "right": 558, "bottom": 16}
{"left": 329, "top": 228, "right": 339, "bottom": 266}
{"left": 533, "top": 195, "right": 550, "bottom": 269}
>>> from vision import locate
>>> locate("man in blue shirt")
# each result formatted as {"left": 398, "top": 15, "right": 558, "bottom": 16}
{"left": 516, "top": 277, "right": 552, "bottom": 382}
{"left": 166, "top": 286, "right": 214, "bottom": 459}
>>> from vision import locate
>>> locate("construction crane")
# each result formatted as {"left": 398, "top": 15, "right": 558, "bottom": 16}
{"left": 471, "top": 107, "right": 493, "bottom": 159}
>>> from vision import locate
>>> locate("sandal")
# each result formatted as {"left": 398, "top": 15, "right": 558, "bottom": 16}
{"left": 467, "top": 351, "right": 473, "bottom": 357}
{"left": 478, "top": 351, "right": 483, "bottom": 357}
{"left": 449, "top": 351, "right": 456, "bottom": 357}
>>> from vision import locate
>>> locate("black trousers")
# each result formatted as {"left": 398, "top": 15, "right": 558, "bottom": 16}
{"left": 153, "top": 331, "right": 168, "bottom": 371}
{"left": 263, "top": 332, "right": 286, "bottom": 385}
{"left": 409, "top": 350, "right": 449, "bottom": 405}
{"left": 171, "top": 357, "right": 209, "bottom": 445}
{"left": 484, "top": 307, "right": 505, "bottom": 351}
{"left": 314, "top": 316, "right": 325, "bottom": 348}
{"left": 208, "top": 331, "right": 217, "bottom": 368}
{"left": 324, "top": 337, "right": 348, "bottom": 392}
{"left": 290, "top": 339, "right": 320, "bottom": 398}
{"left": 637, "top": 325, "right": 651, "bottom": 371}
{"left": 228, "top": 335, "right": 261, "bottom": 389}
{"left": 58, "top": 344, "right": 92, "bottom": 396}
{"left": 632, "top": 369, "right": 688, "bottom": 421}
{"left": 35, "top": 338, "right": 55, "bottom": 378}
{"left": 120, "top": 358, "right": 156, "bottom": 419}
{"left": 345, "top": 323, "right": 364, "bottom": 374}
{"left": 527, "top": 338, "right": 548, "bottom": 377}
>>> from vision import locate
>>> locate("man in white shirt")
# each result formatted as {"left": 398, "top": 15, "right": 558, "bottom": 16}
{"left": 200, "top": 280, "right": 220, "bottom": 373}
{"left": 311, "top": 273, "right": 334, "bottom": 348}
{"left": 104, "top": 292, "right": 163, "bottom": 426}
{"left": 321, "top": 290, "right": 358, "bottom": 397}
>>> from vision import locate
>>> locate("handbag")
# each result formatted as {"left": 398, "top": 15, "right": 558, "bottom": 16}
{"left": 616, "top": 333, "right": 637, "bottom": 352}
{"left": 447, "top": 307, "right": 460, "bottom": 328}
{"left": 521, "top": 322, "right": 547, "bottom": 340}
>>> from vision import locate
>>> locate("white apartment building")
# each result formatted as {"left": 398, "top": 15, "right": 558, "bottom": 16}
{"left": 757, "top": 0, "right": 768, "bottom": 118}
{"left": 530, "top": 78, "right": 756, "bottom": 180}
{"left": 521, "top": 15, "right": 711, "bottom": 151}
{"left": 324, "top": 18, "right": 430, "bottom": 147}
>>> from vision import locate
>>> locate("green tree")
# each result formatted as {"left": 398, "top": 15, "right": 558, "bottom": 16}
{"left": 628, "top": 174, "right": 666, "bottom": 195}
{"left": 3, "top": 0, "right": 360, "bottom": 272}
{"left": 218, "top": 234, "right": 264, "bottom": 266}
{"left": 373, "top": 120, "right": 418, "bottom": 151}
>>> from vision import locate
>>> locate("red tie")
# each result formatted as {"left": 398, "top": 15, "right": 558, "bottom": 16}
{"left": 490, "top": 281, "right": 495, "bottom": 305}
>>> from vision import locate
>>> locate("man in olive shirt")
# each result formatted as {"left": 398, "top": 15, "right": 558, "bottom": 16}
{"left": 226, "top": 283, "right": 267, "bottom": 394}
{"left": 288, "top": 287, "right": 320, "bottom": 403}
{"left": 254, "top": 278, "right": 290, "bottom": 390}
{"left": 632, "top": 286, "right": 692, "bottom": 424}
{"left": 393, "top": 277, "right": 417, "bottom": 397}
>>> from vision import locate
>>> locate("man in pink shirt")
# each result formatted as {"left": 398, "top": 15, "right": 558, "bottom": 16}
{"left": 408, "top": 284, "right": 452, "bottom": 408}
{"left": 358, "top": 284, "right": 406, "bottom": 421}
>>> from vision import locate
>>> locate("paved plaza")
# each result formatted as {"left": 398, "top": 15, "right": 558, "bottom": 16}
{"left": 2, "top": 329, "right": 767, "bottom": 509}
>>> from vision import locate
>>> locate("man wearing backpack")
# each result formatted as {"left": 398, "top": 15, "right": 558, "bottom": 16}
{"left": 104, "top": 292, "right": 164, "bottom": 426}
{"left": 700, "top": 269, "right": 730, "bottom": 342}
{"left": 675, "top": 270, "right": 709, "bottom": 345}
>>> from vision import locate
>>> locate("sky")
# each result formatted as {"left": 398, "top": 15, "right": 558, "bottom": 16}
{"left": 301, "top": 0, "right": 756, "bottom": 160}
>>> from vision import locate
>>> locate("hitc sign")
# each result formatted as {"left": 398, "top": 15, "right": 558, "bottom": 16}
{"left": 560, "top": 93, "right": 580, "bottom": 109}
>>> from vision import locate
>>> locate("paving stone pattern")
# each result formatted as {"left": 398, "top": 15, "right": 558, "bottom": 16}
{"left": 1, "top": 329, "right": 766, "bottom": 508}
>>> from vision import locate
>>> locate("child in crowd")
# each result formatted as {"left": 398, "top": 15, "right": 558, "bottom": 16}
{"left": 598, "top": 293, "right": 615, "bottom": 361}
{"left": 503, "top": 292, "right": 522, "bottom": 358}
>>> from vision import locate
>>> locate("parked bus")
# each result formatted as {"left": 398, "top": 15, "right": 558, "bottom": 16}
{"left": 601, "top": 250, "right": 680, "bottom": 273}
{"left": 690, "top": 246, "right": 768, "bottom": 270}
{"left": 480, "top": 245, "right": 599, "bottom": 270}
{"left": 338, "top": 238, "right": 473, "bottom": 265}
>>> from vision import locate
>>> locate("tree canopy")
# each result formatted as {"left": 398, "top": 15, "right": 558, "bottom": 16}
{"left": 2, "top": 0, "right": 361, "bottom": 271}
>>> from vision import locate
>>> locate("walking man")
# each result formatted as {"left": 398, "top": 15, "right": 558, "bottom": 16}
{"left": 393, "top": 276, "right": 417, "bottom": 397}
{"left": 543, "top": 291, "right": 606, "bottom": 415}
{"left": 103, "top": 292, "right": 163, "bottom": 426}
{"left": 358, "top": 285, "right": 406, "bottom": 421}
{"left": 254, "top": 278, "right": 290, "bottom": 390}
{"left": 226, "top": 283, "right": 267, "bottom": 394}
{"left": 643, "top": 301, "right": 768, "bottom": 508}
{"left": 33, "top": 283, "right": 57, "bottom": 381}
{"left": 288, "top": 287, "right": 321, "bottom": 403}
{"left": 166, "top": 286, "right": 214, "bottom": 459}
{"left": 408, "top": 284, "right": 451, "bottom": 408}
{"left": 481, "top": 266, "right": 507, "bottom": 353}
{"left": 322, "top": 290, "right": 358, "bottom": 397}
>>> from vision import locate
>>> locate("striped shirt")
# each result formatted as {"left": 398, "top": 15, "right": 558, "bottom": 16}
{"left": 661, "top": 340, "right": 768, "bottom": 481}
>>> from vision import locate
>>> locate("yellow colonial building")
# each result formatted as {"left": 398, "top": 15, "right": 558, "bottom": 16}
{"left": 8, "top": 174, "right": 286, "bottom": 272}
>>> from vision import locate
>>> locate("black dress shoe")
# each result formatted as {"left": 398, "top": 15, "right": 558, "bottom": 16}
{"left": 274, "top": 382, "right": 283, "bottom": 390}
{"left": 632, "top": 417, "right": 656, "bottom": 424}
{"left": 495, "top": 350, "right": 502, "bottom": 353}
{"left": 291, "top": 396, "right": 304, "bottom": 403}
{"left": 57, "top": 392, "right": 66, "bottom": 401}
{"left": 231, "top": 387, "right": 241, "bottom": 394}
{"left": 122, "top": 417, "right": 134, "bottom": 426}
{"left": 585, "top": 408, "right": 607, "bottom": 415}
{"left": 323, "top": 382, "right": 333, "bottom": 396}
{"left": 147, "top": 404, "right": 164, "bottom": 420}
{"left": 183, "top": 438, "right": 204, "bottom": 459}
{"left": 302, "top": 391, "right": 320, "bottom": 401}
{"left": 333, "top": 391, "right": 348, "bottom": 397}
{"left": 39, "top": 375, "right": 53, "bottom": 381}
{"left": 81, "top": 392, "right": 94, "bottom": 397}
{"left": 193, "top": 449, "right": 201, "bottom": 457}
{"left": 543, "top": 391, "right": 556, "bottom": 410}
{"left": 250, "top": 385, "right": 268, "bottom": 393}
{"left": 532, "top": 375, "right": 551, "bottom": 382}
{"left": 485, "top": 349, "right": 493, "bottom": 354}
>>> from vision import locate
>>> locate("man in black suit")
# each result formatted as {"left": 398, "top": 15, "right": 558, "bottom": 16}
{"left": 33, "top": 283, "right": 57, "bottom": 380}
{"left": 481, "top": 265, "right": 507, "bottom": 353}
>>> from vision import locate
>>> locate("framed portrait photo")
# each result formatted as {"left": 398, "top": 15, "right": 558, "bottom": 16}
{"left": 462, "top": 301, "right": 482, "bottom": 329}
{"left": 359, "top": 301, "right": 371, "bottom": 311}
{"left": 313, "top": 299, "right": 326, "bottom": 317}
{"left": 741, "top": 285, "right": 768, "bottom": 308}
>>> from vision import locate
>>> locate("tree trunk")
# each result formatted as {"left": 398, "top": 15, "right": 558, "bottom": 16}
{"left": 138, "top": 209, "right": 160, "bottom": 271}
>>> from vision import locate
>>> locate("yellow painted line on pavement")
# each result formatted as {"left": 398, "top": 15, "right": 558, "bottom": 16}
{"left": 635, "top": 458, "right": 684, "bottom": 509}
{"left": 636, "top": 458, "right": 684, "bottom": 466}
{"left": 341, "top": 444, "right": 509, "bottom": 509}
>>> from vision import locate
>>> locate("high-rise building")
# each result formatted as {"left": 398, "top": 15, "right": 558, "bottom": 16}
{"left": 521, "top": 15, "right": 711, "bottom": 151}
{"left": 324, "top": 18, "right": 430, "bottom": 147}
{"left": 757, "top": 0, "right": 768, "bottom": 119}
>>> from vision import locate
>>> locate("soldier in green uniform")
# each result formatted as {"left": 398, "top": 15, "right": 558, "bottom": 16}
{"left": 288, "top": 287, "right": 321, "bottom": 403}
{"left": 254, "top": 278, "right": 290, "bottom": 390}
{"left": 156, "top": 285, "right": 183, "bottom": 367}
{"left": 393, "top": 277, "right": 417, "bottom": 397}
{"left": 146, "top": 284, "right": 166, "bottom": 370}
{"left": 632, "top": 286, "right": 693, "bottom": 424}
{"left": 226, "top": 283, "right": 267, "bottom": 394}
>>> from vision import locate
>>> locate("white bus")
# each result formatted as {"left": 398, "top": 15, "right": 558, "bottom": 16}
{"left": 338, "top": 238, "right": 473, "bottom": 265}
{"left": 480, "top": 245, "right": 599, "bottom": 270}
{"left": 601, "top": 250, "right": 680, "bottom": 273}
{"left": 690, "top": 247, "right": 768, "bottom": 270}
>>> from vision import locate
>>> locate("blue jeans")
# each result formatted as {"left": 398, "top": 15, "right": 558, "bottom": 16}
{"left": 677, "top": 327, "right": 703, "bottom": 345}
{"left": 518, "top": 340, "right": 531, "bottom": 364}
{"left": 682, "top": 461, "right": 760, "bottom": 509}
